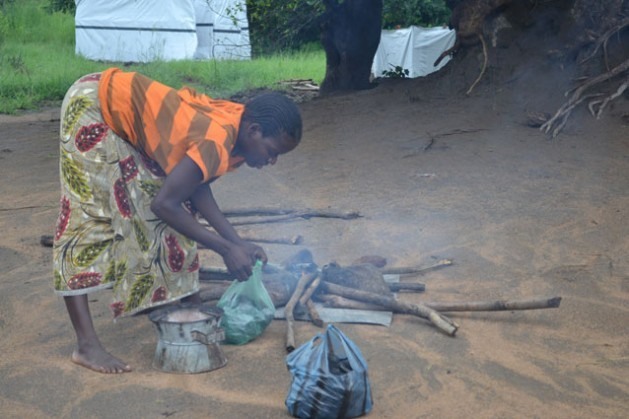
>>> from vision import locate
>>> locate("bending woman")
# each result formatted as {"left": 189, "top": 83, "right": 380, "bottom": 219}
{"left": 53, "top": 68, "right": 302, "bottom": 373}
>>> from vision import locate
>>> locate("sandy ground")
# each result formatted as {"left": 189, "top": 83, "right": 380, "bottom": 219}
{"left": 1, "top": 62, "right": 628, "bottom": 418}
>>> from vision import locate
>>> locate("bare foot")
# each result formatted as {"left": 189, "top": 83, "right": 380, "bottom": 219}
{"left": 71, "top": 344, "right": 132, "bottom": 374}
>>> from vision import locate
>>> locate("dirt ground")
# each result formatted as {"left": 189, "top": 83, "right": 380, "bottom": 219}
{"left": 1, "top": 23, "right": 629, "bottom": 418}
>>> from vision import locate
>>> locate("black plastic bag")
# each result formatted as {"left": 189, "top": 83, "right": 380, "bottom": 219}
{"left": 285, "top": 324, "right": 373, "bottom": 418}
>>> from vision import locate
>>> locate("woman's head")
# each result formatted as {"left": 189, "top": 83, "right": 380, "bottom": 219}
{"left": 235, "top": 92, "right": 302, "bottom": 168}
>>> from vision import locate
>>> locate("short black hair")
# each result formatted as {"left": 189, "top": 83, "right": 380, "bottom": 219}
{"left": 241, "top": 92, "right": 302, "bottom": 144}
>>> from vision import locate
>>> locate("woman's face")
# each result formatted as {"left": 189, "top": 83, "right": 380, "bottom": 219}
{"left": 239, "top": 123, "right": 297, "bottom": 169}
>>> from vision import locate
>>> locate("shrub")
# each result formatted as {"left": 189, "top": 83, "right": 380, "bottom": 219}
{"left": 0, "top": 10, "right": 9, "bottom": 45}
{"left": 382, "top": 0, "right": 450, "bottom": 29}
{"left": 46, "top": 0, "right": 74, "bottom": 14}
{"left": 247, "top": 0, "right": 450, "bottom": 55}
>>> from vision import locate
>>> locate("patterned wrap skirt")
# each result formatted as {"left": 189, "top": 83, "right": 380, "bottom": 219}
{"left": 53, "top": 73, "right": 200, "bottom": 318}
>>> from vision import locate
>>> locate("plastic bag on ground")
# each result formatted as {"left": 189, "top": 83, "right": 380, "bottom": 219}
{"left": 217, "top": 260, "right": 275, "bottom": 345}
{"left": 285, "top": 324, "right": 373, "bottom": 418}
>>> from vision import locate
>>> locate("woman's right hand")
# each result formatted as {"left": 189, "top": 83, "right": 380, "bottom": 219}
{"left": 221, "top": 243, "right": 257, "bottom": 281}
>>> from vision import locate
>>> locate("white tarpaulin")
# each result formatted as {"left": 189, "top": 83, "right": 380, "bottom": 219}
{"left": 75, "top": 0, "right": 197, "bottom": 62}
{"left": 193, "top": 0, "right": 251, "bottom": 60}
{"left": 372, "top": 26, "right": 456, "bottom": 78}
{"left": 75, "top": 0, "right": 251, "bottom": 63}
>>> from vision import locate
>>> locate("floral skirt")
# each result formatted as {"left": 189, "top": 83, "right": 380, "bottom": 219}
{"left": 53, "top": 73, "right": 200, "bottom": 318}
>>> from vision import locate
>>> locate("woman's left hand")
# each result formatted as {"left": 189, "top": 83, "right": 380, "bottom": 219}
{"left": 239, "top": 241, "right": 268, "bottom": 265}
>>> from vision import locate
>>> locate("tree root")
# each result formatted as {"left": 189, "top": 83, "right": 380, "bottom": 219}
{"left": 466, "top": 34, "right": 488, "bottom": 96}
{"left": 588, "top": 79, "right": 629, "bottom": 118}
{"left": 541, "top": 56, "right": 629, "bottom": 138}
{"left": 541, "top": 19, "right": 629, "bottom": 138}
{"left": 580, "top": 18, "right": 629, "bottom": 70}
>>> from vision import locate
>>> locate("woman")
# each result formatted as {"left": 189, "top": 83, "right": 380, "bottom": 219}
{"left": 53, "top": 68, "right": 302, "bottom": 373}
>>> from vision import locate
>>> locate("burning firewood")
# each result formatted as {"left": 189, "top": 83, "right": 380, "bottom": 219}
{"left": 319, "top": 294, "right": 562, "bottom": 313}
{"left": 382, "top": 258, "right": 453, "bottom": 276}
{"left": 285, "top": 266, "right": 319, "bottom": 353}
{"left": 298, "top": 275, "right": 324, "bottom": 327}
{"left": 319, "top": 281, "right": 459, "bottom": 336}
{"left": 199, "top": 247, "right": 561, "bottom": 348}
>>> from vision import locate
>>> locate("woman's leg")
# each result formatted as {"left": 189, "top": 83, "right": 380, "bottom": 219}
{"left": 64, "top": 295, "right": 131, "bottom": 373}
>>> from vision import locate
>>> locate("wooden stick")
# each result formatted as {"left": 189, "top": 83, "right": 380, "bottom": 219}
{"left": 222, "top": 208, "right": 300, "bottom": 217}
{"left": 285, "top": 269, "right": 319, "bottom": 352}
{"left": 423, "top": 296, "right": 562, "bottom": 312}
{"left": 199, "top": 267, "right": 233, "bottom": 281}
{"left": 299, "top": 276, "right": 324, "bottom": 327}
{"left": 320, "top": 282, "right": 458, "bottom": 336}
{"left": 320, "top": 294, "right": 562, "bottom": 313}
{"left": 382, "top": 259, "right": 453, "bottom": 276}
{"left": 304, "top": 300, "right": 324, "bottom": 328}
{"left": 199, "top": 234, "right": 303, "bottom": 246}
{"left": 245, "top": 235, "right": 303, "bottom": 245}
{"left": 215, "top": 209, "right": 362, "bottom": 226}
{"left": 299, "top": 276, "right": 322, "bottom": 306}
{"left": 318, "top": 294, "right": 385, "bottom": 311}
{"left": 221, "top": 207, "right": 362, "bottom": 220}
{"left": 388, "top": 282, "right": 425, "bottom": 293}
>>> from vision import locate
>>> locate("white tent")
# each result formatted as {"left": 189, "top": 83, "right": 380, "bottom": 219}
{"left": 372, "top": 26, "right": 456, "bottom": 78}
{"left": 74, "top": 0, "right": 251, "bottom": 63}
{"left": 193, "top": 0, "right": 251, "bottom": 60}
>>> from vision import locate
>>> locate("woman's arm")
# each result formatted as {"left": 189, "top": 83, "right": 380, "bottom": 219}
{"left": 189, "top": 183, "right": 267, "bottom": 264}
{"left": 190, "top": 184, "right": 242, "bottom": 245}
{"left": 150, "top": 156, "right": 258, "bottom": 279}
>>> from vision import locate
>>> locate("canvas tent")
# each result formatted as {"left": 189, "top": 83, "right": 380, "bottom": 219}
{"left": 74, "top": 0, "right": 251, "bottom": 63}
{"left": 372, "top": 26, "right": 456, "bottom": 79}
{"left": 193, "top": 0, "right": 251, "bottom": 60}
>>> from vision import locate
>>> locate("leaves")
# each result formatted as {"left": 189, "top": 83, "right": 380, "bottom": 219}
{"left": 138, "top": 180, "right": 161, "bottom": 198}
{"left": 104, "top": 259, "right": 117, "bottom": 284}
{"left": 61, "top": 149, "right": 92, "bottom": 201}
{"left": 111, "top": 260, "right": 128, "bottom": 293}
{"left": 62, "top": 96, "right": 92, "bottom": 139}
{"left": 382, "top": 0, "right": 450, "bottom": 29}
{"left": 53, "top": 270, "right": 63, "bottom": 289}
{"left": 125, "top": 273, "right": 155, "bottom": 311}
{"left": 73, "top": 239, "right": 112, "bottom": 267}
{"left": 132, "top": 218, "right": 150, "bottom": 252}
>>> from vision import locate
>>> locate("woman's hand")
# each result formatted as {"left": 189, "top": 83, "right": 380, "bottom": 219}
{"left": 239, "top": 241, "right": 268, "bottom": 265}
{"left": 221, "top": 242, "right": 267, "bottom": 281}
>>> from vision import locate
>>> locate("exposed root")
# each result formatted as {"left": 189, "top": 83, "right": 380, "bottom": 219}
{"left": 434, "top": 38, "right": 460, "bottom": 67}
{"left": 588, "top": 78, "right": 629, "bottom": 118}
{"left": 540, "top": 92, "right": 603, "bottom": 138}
{"left": 541, "top": 56, "right": 629, "bottom": 138}
{"left": 540, "top": 19, "right": 629, "bottom": 137}
{"left": 580, "top": 18, "right": 629, "bottom": 70}
{"left": 466, "top": 34, "right": 488, "bottom": 95}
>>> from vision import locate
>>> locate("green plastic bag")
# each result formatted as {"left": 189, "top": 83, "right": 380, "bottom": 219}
{"left": 217, "top": 260, "right": 275, "bottom": 345}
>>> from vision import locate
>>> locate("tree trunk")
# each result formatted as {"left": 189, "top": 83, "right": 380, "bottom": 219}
{"left": 320, "top": 0, "right": 383, "bottom": 94}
